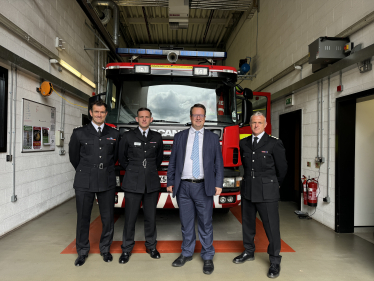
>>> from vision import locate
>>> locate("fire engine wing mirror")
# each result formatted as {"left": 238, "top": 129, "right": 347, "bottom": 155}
{"left": 243, "top": 88, "right": 253, "bottom": 99}
{"left": 241, "top": 99, "right": 252, "bottom": 125}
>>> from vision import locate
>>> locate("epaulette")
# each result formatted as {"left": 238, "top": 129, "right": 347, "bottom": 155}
{"left": 270, "top": 135, "right": 278, "bottom": 139}
{"left": 74, "top": 125, "right": 82, "bottom": 129}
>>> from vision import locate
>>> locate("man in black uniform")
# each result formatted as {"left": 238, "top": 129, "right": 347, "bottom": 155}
{"left": 233, "top": 112, "right": 287, "bottom": 279}
{"left": 118, "top": 108, "right": 163, "bottom": 264}
{"left": 69, "top": 99, "right": 120, "bottom": 266}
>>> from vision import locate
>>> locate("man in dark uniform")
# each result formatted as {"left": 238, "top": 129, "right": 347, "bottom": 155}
{"left": 233, "top": 111, "right": 287, "bottom": 279}
{"left": 118, "top": 108, "right": 163, "bottom": 264}
{"left": 69, "top": 99, "right": 120, "bottom": 267}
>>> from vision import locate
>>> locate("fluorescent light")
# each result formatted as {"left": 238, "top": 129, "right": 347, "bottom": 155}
{"left": 59, "top": 60, "right": 81, "bottom": 77}
{"left": 81, "top": 75, "right": 96, "bottom": 88}
{"left": 58, "top": 59, "right": 96, "bottom": 88}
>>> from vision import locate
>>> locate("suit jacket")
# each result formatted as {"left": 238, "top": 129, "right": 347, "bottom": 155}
{"left": 240, "top": 133, "right": 287, "bottom": 202}
{"left": 69, "top": 123, "right": 120, "bottom": 192}
{"left": 119, "top": 128, "right": 163, "bottom": 193}
{"left": 167, "top": 128, "right": 224, "bottom": 197}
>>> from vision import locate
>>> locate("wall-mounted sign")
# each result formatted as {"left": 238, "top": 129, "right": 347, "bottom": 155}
{"left": 285, "top": 94, "right": 294, "bottom": 107}
{"left": 22, "top": 99, "right": 56, "bottom": 152}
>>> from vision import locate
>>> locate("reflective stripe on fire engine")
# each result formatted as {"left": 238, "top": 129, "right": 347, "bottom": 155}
{"left": 114, "top": 192, "right": 241, "bottom": 208}
{"left": 240, "top": 134, "right": 251, "bottom": 140}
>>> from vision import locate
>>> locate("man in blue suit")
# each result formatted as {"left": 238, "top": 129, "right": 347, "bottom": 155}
{"left": 167, "top": 103, "right": 224, "bottom": 275}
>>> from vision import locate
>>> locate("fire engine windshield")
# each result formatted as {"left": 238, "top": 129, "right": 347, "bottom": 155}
{"left": 105, "top": 78, "right": 236, "bottom": 125}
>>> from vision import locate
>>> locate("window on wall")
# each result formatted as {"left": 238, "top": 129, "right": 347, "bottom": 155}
{"left": 0, "top": 66, "right": 8, "bottom": 153}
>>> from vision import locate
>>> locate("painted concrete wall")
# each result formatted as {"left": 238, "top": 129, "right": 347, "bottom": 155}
{"left": 0, "top": 0, "right": 98, "bottom": 236}
{"left": 226, "top": 0, "right": 374, "bottom": 229}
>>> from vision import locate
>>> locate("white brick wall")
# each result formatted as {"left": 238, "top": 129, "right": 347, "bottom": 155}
{"left": 0, "top": 0, "right": 98, "bottom": 236}
{"left": 227, "top": 1, "right": 374, "bottom": 230}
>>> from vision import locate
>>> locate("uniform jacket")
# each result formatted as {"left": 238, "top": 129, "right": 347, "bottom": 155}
{"left": 119, "top": 128, "right": 163, "bottom": 194}
{"left": 167, "top": 128, "right": 224, "bottom": 197}
{"left": 69, "top": 123, "right": 120, "bottom": 192}
{"left": 240, "top": 133, "right": 287, "bottom": 202}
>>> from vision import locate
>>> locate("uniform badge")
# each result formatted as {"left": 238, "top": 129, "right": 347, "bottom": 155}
{"left": 134, "top": 142, "right": 141, "bottom": 147}
{"left": 262, "top": 151, "right": 268, "bottom": 153}
{"left": 107, "top": 137, "right": 116, "bottom": 140}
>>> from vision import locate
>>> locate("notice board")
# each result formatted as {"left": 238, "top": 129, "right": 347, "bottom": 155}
{"left": 22, "top": 99, "right": 56, "bottom": 152}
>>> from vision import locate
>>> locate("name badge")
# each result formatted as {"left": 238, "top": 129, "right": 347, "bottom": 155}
{"left": 134, "top": 142, "right": 141, "bottom": 147}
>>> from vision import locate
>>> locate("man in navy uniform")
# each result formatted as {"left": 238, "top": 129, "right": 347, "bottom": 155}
{"left": 167, "top": 104, "right": 224, "bottom": 275}
{"left": 232, "top": 111, "right": 287, "bottom": 278}
{"left": 118, "top": 108, "right": 163, "bottom": 264}
{"left": 69, "top": 99, "right": 120, "bottom": 266}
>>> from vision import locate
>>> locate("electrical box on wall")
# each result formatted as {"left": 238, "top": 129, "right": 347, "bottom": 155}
{"left": 309, "top": 37, "right": 350, "bottom": 73}
{"left": 55, "top": 130, "right": 64, "bottom": 147}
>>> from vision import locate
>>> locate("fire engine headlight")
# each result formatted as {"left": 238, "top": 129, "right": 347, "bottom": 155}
{"left": 219, "top": 196, "right": 227, "bottom": 204}
{"left": 223, "top": 178, "right": 235, "bottom": 188}
{"left": 134, "top": 65, "right": 151, "bottom": 74}
{"left": 227, "top": 196, "right": 234, "bottom": 203}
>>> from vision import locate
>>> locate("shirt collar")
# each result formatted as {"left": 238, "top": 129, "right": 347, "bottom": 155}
{"left": 252, "top": 131, "right": 265, "bottom": 140}
{"left": 91, "top": 121, "right": 104, "bottom": 132}
{"left": 190, "top": 126, "right": 204, "bottom": 135}
{"left": 139, "top": 127, "right": 150, "bottom": 135}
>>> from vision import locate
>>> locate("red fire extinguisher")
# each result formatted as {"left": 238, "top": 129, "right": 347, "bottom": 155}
{"left": 301, "top": 175, "right": 308, "bottom": 205}
{"left": 307, "top": 178, "right": 318, "bottom": 207}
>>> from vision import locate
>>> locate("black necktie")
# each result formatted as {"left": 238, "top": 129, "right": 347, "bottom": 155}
{"left": 143, "top": 131, "right": 146, "bottom": 138}
{"left": 98, "top": 127, "right": 102, "bottom": 137}
{"left": 253, "top": 136, "right": 258, "bottom": 150}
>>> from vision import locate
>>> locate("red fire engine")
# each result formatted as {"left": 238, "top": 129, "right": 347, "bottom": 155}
{"left": 94, "top": 48, "right": 271, "bottom": 212}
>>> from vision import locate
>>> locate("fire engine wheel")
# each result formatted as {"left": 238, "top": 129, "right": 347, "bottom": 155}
{"left": 214, "top": 208, "right": 230, "bottom": 214}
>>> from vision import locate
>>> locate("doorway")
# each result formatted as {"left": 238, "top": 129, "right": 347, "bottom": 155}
{"left": 279, "top": 110, "right": 302, "bottom": 209}
{"left": 336, "top": 88, "right": 374, "bottom": 233}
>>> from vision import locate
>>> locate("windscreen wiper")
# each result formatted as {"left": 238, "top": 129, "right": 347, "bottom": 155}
{"left": 204, "top": 120, "right": 234, "bottom": 124}
{"left": 152, "top": 120, "right": 180, "bottom": 123}
{"left": 185, "top": 120, "right": 233, "bottom": 126}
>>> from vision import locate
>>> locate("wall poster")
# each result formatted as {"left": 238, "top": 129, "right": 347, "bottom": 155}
{"left": 22, "top": 99, "right": 56, "bottom": 152}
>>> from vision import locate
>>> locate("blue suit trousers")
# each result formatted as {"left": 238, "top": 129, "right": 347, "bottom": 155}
{"left": 177, "top": 180, "right": 215, "bottom": 260}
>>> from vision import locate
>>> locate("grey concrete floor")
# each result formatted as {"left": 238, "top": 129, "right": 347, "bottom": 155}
{"left": 0, "top": 199, "right": 373, "bottom": 281}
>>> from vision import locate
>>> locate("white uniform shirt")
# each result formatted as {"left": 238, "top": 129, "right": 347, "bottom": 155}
{"left": 252, "top": 131, "right": 265, "bottom": 144}
{"left": 91, "top": 121, "right": 104, "bottom": 133}
{"left": 138, "top": 127, "right": 150, "bottom": 137}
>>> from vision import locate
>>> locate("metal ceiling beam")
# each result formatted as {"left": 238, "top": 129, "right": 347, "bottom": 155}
{"left": 203, "top": 10, "right": 214, "bottom": 43}
{"left": 142, "top": 7, "right": 152, "bottom": 42}
{"left": 127, "top": 17, "right": 227, "bottom": 25}
{"left": 271, "top": 43, "right": 374, "bottom": 103}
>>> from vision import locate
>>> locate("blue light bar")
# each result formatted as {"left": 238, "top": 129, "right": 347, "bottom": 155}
{"left": 116, "top": 48, "right": 226, "bottom": 59}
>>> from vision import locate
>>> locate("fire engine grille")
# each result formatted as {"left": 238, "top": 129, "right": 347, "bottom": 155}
{"left": 163, "top": 155, "right": 170, "bottom": 161}
{"left": 163, "top": 144, "right": 173, "bottom": 150}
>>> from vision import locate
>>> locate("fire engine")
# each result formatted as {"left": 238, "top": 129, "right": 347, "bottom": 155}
{"left": 93, "top": 48, "right": 271, "bottom": 212}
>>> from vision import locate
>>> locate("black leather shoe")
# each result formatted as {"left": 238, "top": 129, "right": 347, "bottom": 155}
{"left": 267, "top": 263, "right": 281, "bottom": 278}
{"left": 171, "top": 254, "right": 192, "bottom": 267}
{"left": 74, "top": 255, "right": 87, "bottom": 267}
{"left": 146, "top": 248, "right": 161, "bottom": 259}
{"left": 232, "top": 252, "right": 255, "bottom": 264}
{"left": 100, "top": 252, "right": 113, "bottom": 262}
{"left": 203, "top": 260, "right": 214, "bottom": 275}
{"left": 119, "top": 252, "right": 131, "bottom": 264}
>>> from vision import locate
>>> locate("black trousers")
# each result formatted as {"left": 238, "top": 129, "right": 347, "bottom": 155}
{"left": 241, "top": 196, "right": 282, "bottom": 264}
{"left": 75, "top": 188, "right": 115, "bottom": 256}
{"left": 121, "top": 191, "right": 159, "bottom": 252}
